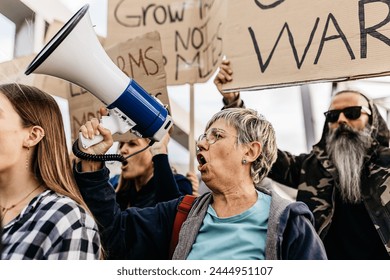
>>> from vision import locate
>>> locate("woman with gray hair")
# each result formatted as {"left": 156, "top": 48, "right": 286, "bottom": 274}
{"left": 74, "top": 107, "right": 326, "bottom": 260}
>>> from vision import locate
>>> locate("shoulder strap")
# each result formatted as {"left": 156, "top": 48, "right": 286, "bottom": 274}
{"left": 169, "top": 195, "right": 197, "bottom": 259}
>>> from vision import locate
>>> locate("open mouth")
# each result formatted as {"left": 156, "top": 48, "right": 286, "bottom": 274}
{"left": 121, "top": 160, "right": 128, "bottom": 169}
{"left": 197, "top": 154, "right": 207, "bottom": 166}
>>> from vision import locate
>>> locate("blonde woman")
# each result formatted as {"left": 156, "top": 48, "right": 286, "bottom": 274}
{"left": 0, "top": 83, "right": 100, "bottom": 259}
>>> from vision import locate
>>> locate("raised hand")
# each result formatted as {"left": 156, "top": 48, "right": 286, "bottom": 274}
{"left": 77, "top": 107, "right": 114, "bottom": 172}
{"left": 150, "top": 133, "right": 170, "bottom": 156}
{"left": 186, "top": 171, "right": 199, "bottom": 196}
{"left": 78, "top": 117, "right": 114, "bottom": 156}
{"left": 214, "top": 60, "right": 240, "bottom": 104}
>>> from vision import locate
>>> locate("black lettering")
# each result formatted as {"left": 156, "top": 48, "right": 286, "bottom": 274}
{"left": 201, "top": 47, "right": 213, "bottom": 77}
{"left": 114, "top": 0, "right": 141, "bottom": 27}
{"left": 144, "top": 46, "right": 159, "bottom": 75}
{"left": 200, "top": 22, "right": 223, "bottom": 73}
{"left": 144, "top": 3, "right": 185, "bottom": 26}
{"left": 359, "top": 0, "right": 390, "bottom": 58}
{"left": 248, "top": 18, "right": 319, "bottom": 72}
{"left": 168, "top": 2, "right": 186, "bottom": 22}
{"left": 175, "top": 29, "right": 190, "bottom": 51}
{"left": 153, "top": 5, "right": 167, "bottom": 25}
{"left": 116, "top": 49, "right": 158, "bottom": 77}
{"left": 254, "top": 0, "right": 286, "bottom": 9}
{"left": 292, "top": 18, "right": 319, "bottom": 69}
{"left": 211, "top": 23, "right": 223, "bottom": 66}
{"left": 128, "top": 49, "right": 148, "bottom": 76}
{"left": 192, "top": 27, "right": 204, "bottom": 49}
{"left": 199, "top": 0, "right": 216, "bottom": 20}
{"left": 315, "top": 13, "right": 355, "bottom": 64}
{"left": 176, "top": 52, "right": 201, "bottom": 80}
{"left": 114, "top": 1, "right": 185, "bottom": 27}
{"left": 162, "top": 55, "right": 168, "bottom": 66}
{"left": 142, "top": 4, "right": 156, "bottom": 26}
{"left": 175, "top": 27, "right": 205, "bottom": 51}
{"left": 69, "top": 84, "right": 87, "bottom": 97}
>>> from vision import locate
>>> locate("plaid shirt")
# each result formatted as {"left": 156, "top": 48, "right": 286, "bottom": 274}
{"left": 1, "top": 190, "right": 100, "bottom": 260}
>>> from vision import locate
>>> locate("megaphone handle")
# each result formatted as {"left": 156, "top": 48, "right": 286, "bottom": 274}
{"left": 79, "top": 132, "right": 104, "bottom": 149}
{"left": 77, "top": 111, "right": 136, "bottom": 150}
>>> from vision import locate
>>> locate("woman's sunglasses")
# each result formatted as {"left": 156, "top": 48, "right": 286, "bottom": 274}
{"left": 324, "top": 106, "right": 371, "bottom": 123}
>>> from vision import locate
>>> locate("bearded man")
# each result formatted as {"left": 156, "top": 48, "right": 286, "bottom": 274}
{"left": 214, "top": 61, "right": 390, "bottom": 259}
{"left": 270, "top": 90, "right": 390, "bottom": 260}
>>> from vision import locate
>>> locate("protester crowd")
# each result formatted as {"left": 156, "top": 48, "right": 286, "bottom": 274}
{"left": 2, "top": 57, "right": 390, "bottom": 260}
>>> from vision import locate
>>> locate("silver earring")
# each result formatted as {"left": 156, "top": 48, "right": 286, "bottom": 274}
{"left": 242, "top": 159, "right": 247, "bottom": 165}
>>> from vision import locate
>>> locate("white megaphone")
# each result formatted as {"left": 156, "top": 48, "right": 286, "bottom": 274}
{"left": 25, "top": 4, "right": 172, "bottom": 149}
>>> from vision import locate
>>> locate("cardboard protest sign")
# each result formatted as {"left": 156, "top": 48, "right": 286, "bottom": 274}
{"left": 107, "top": 0, "right": 225, "bottom": 85}
{"left": 0, "top": 55, "right": 36, "bottom": 85}
{"left": 222, "top": 0, "right": 390, "bottom": 92}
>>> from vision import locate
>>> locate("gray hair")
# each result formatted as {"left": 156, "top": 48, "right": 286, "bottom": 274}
{"left": 205, "top": 108, "right": 277, "bottom": 184}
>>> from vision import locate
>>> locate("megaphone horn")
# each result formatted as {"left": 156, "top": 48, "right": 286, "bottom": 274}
{"left": 25, "top": 4, "right": 172, "bottom": 149}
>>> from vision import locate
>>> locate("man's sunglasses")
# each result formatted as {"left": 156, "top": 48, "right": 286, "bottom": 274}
{"left": 324, "top": 106, "right": 371, "bottom": 123}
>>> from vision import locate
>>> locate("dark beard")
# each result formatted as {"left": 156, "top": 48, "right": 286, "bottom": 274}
{"left": 326, "top": 123, "right": 372, "bottom": 204}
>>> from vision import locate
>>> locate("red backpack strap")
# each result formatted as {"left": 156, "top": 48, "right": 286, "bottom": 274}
{"left": 169, "top": 195, "right": 197, "bottom": 259}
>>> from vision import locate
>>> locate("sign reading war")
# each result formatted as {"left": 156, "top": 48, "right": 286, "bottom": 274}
{"left": 223, "top": 0, "right": 390, "bottom": 92}
{"left": 107, "top": 0, "right": 225, "bottom": 85}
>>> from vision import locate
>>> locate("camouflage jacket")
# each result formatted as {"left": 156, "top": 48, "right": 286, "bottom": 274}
{"left": 223, "top": 94, "right": 390, "bottom": 255}
{"left": 267, "top": 98, "right": 390, "bottom": 256}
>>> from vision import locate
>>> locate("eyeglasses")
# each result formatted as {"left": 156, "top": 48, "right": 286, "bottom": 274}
{"left": 197, "top": 128, "right": 238, "bottom": 145}
{"left": 324, "top": 106, "right": 371, "bottom": 123}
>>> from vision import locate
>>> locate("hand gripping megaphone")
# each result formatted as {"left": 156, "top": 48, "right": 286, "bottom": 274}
{"left": 25, "top": 4, "right": 172, "bottom": 149}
